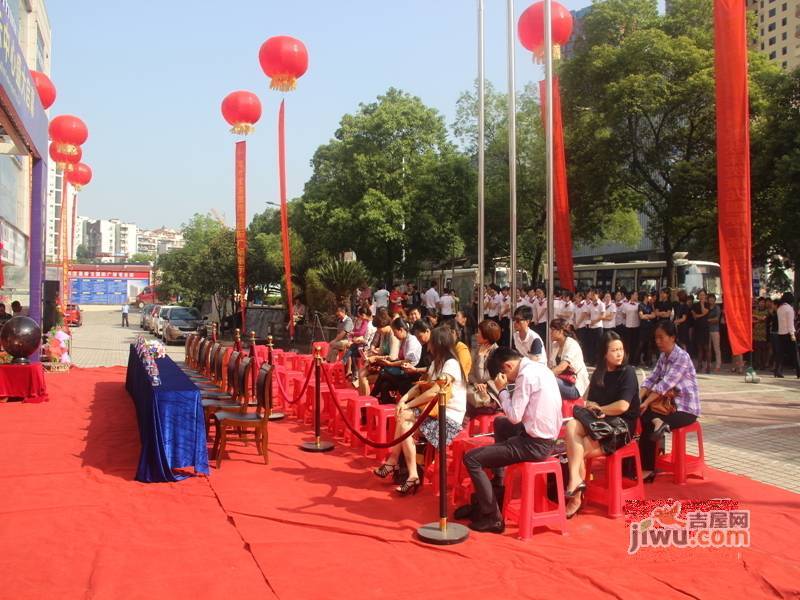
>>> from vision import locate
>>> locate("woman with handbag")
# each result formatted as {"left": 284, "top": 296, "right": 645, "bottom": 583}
{"left": 639, "top": 320, "right": 701, "bottom": 483}
{"left": 372, "top": 326, "right": 467, "bottom": 496}
{"left": 466, "top": 319, "right": 502, "bottom": 418}
{"left": 549, "top": 318, "right": 590, "bottom": 400}
{"left": 563, "top": 331, "right": 640, "bottom": 519}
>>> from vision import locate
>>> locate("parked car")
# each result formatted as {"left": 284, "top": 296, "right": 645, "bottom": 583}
{"left": 146, "top": 304, "right": 162, "bottom": 334}
{"left": 139, "top": 303, "right": 154, "bottom": 329}
{"left": 64, "top": 304, "right": 82, "bottom": 327}
{"left": 161, "top": 306, "right": 203, "bottom": 344}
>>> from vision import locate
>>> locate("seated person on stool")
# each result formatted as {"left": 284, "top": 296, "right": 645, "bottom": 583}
{"left": 326, "top": 305, "right": 354, "bottom": 363}
{"left": 512, "top": 305, "right": 547, "bottom": 365}
{"left": 563, "top": 331, "right": 640, "bottom": 519}
{"left": 639, "top": 320, "right": 701, "bottom": 483}
{"left": 548, "top": 318, "right": 590, "bottom": 400}
{"left": 342, "top": 306, "right": 375, "bottom": 381}
{"left": 458, "top": 346, "right": 562, "bottom": 533}
{"left": 371, "top": 318, "right": 429, "bottom": 404}
{"left": 466, "top": 320, "right": 502, "bottom": 419}
{"left": 356, "top": 309, "right": 393, "bottom": 395}
{"left": 372, "top": 327, "right": 468, "bottom": 496}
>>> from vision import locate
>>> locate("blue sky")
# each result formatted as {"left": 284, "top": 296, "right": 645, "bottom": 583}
{"left": 48, "top": 0, "right": 592, "bottom": 230}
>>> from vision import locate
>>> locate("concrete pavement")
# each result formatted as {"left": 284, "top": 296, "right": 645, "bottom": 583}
{"left": 69, "top": 307, "right": 800, "bottom": 493}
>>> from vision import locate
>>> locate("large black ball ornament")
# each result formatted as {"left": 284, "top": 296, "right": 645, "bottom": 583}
{"left": 1, "top": 316, "right": 42, "bottom": 364}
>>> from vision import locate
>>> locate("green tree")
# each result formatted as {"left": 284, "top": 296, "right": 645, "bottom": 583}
{"left": 128, "top": 253, "right": 156, "bottom": 264}
{"left": 317, "top": 258, "right": 369, "bottom": 302}
{"left": 751, "top": 67, "right": 800, "bottom": 290}
{"left": 75, "top": 244, "right": 90, "bottom": 261}
{"left": 296, "top": 88, "right": 473, "bottom": 283}
{"left": 156, "top": 214, "right": 237, "bottom": 319}
{"left": 559, "top": 0, "right": 778, "bottom": 275}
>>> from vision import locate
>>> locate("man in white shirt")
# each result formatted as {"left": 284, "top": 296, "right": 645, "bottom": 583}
{"left": 512, "top": 305, "right": 547, "bottom": 364}
{"left": 460, "top": 347, "right": 562, "bottom": 533}
{"left": 534, "top": 288, "right": 548, "bottom": 340}
{"left": 586, "top": 289, "right": 606, "bottom": 366}
{"left": 485, "top": 284, "right": 501, "bottom": 321}
{"left": 438, "top": 288, "right": 456, "bottom": 323}
{"left": 373, "top": 284, "right": 390, "bottom": 310}
{"left": 775, "top": 292, "right": 800, "bottom": 378}
{"left": 622, "top": 291, "right": 641, "bottom": 366}
{"left": 423, "top": 281, "right": 440, "bottom": 316}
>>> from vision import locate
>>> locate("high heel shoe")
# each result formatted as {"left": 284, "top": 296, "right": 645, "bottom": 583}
{"left": 396, "top": 478, "right": 421, "bottom": 496}
{"left": 650, "top": 422, "right": 671, "bottom": 442}
{"left": 373, "top": 463, "right": 399, "bottom": 478}
{"left": 566, "top": 492, "right": 584, "bottom": 519}
{"left": 642, "top": 471, "right": 658, "bottom": 484}
{"left": 565, "top": 481, "right": 587, "bottom": 499}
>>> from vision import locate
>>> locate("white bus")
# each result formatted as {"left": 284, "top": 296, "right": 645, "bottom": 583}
{"left": 559, "top": 259, "right": 722, "bottom": 299}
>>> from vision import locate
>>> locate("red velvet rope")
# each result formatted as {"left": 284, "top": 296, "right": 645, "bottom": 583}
{"left": 320, "top": 362, "right": 438, "bottom": 449}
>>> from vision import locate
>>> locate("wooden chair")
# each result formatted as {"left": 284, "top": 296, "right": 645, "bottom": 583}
{"left": 212, "top": 361, "right": 272, "bottom": 468}
{"left": 201, "top": 351, "right": 242, "bottom": 432}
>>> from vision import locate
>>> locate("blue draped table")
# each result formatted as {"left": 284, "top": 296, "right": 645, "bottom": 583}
{"left": 125, "top": 345, "right": 209, "bottom": 482}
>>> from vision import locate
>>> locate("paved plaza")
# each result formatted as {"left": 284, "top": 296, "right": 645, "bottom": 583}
{"left": 70, "top": 307, "right": 800, "bottom": 494}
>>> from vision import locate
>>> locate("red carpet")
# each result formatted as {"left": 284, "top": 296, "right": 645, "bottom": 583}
{"left": 1, "top": 368, "right": 799, "bottom": 599}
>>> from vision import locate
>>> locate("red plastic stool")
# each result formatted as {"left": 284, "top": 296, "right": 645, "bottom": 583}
{"left": 343, "top": 396, "right": 378, "bottom": 448}
{"left": 562, "top": 397, "right": 584, "bottom": 418}
{"left": 423, "top": 429, "right": 469, "bottom": 496}
{"left": 451, "top": 436, "right": 495, "bottom": 505}
{"left": 322, "top": 387, "right": 360, "bottom": 428}
{"left": 468, "top": 413, "right": 498, "bottom": 436}
{"left": 655, "top": 421, "right": 706, "bottom": 484}
{"left": 585, "top": 440, "right": 644, "bottom": 518}
{"left": 503, "top": 458, "right": 567, "bottom": 539}
{"left": 365, "top": 404, "right": 397, "bottom": 461}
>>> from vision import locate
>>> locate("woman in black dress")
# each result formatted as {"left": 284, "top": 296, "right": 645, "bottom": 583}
{"left": 563, "top": 331, "right": 640, "bottom": 519}
{"left": 691, "top": 290, "right": 711, "bottom": 373}
{"left": 674, "top": 290, "right": 691, "bottom": 350}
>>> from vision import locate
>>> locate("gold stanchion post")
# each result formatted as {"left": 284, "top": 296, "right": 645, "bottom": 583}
{"left": 417, "top": 378, "right": 469, "bottom": 545}
{"left": 266, "top": 335, "right": 285, "bottom": 421}
{"left": 300, "top": 345, "right": 334, "bottom": 452}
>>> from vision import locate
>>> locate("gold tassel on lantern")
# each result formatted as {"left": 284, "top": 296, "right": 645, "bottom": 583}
{"left": 230, "top": 123, "right": 256, "bottom": 136}
{"left": 270, "top": 75, "right": 298, "bottom": 92}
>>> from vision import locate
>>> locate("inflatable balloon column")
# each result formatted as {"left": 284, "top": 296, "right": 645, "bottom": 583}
{"left": 48, "top": 115, "right": 88, "bottom": 307}
{"left": 258, "top": 36, "right": 308, "bottom": 341}
{"left": 518, "top": 1, "right": 575, "bottom": 293}
{"left": 221, "top": 91, "right": 262, "bottom": 332}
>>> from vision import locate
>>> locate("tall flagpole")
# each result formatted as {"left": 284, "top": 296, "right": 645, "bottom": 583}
{"left": 477, "top": 0, "right": 485, "bottom": 314}
{"left": 507, "top": 0, "right": 518, "bottom": 347}
{"left": 544, "top": 0, "right": 555, "bottom": 355}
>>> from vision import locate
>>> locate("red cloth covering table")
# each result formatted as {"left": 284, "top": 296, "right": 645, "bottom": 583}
{"left": 0, "top": 363, "right": 49, "bottom": 403}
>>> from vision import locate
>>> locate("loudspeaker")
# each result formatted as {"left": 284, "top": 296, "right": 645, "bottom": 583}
{"left": 42, "top": 280, "right": 60, "bottom": 332}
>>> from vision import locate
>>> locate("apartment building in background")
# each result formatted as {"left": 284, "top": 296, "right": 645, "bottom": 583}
{"left": 748, "top": 0, "right": 800, "bottom": 71}
{"left": 137, "top": 227, "right": 184, "bottom": 256}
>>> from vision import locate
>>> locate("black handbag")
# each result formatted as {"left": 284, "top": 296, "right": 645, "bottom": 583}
{"left": 573, "top": 406, "right": 630, "bottom": 444}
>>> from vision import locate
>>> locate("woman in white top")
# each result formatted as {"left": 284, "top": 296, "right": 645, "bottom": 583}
{"left": 373, "top": 327, "right": 467, "bottom": 496}
{"left": 622, "top": 291, "right": 641, "bottom": 367}
{"left": 438, "top": 289, "right": 456, "bottom": 322}
{"left": 602, "top": 292, "right": 617, "bottom": 331}
{"left": 548, "top": 318, "right": 590, "bottom": 400}
{"left": 775, "top": 292, "right": 800, "bottom": 378}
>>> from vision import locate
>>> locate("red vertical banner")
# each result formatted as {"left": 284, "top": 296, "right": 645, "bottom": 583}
{"left": 60, "top": 174, "right": 70, "bottom": 305}
{"left": 714, "top": 0, "right": 752, "bottom": 355}
{"left": 235, "top": 141, "right": 248, "bottom": 331}
{"left": 539, "top": 76, "right": 575, "bottom": 292}
{"left": 278, "top": 100, "right": 295, "bottom": 338}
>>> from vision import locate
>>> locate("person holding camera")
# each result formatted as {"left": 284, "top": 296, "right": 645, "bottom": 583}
{"left": 563, "top": 331, "right": 640, "bottom": 519}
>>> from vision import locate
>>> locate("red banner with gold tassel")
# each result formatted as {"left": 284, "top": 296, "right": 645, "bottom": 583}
{"left": 235, "top": 141, "right": 248, "bottom": 331}
{"left": 60, "top": 173, "right": 70, "bottom": 305}
{"left": 714, "top": 0, "right": 752, "bottom": 356}
{"left": 539, "top": 76, "right": 575, "bottom": 291}
{"left": 278, "top": 100, "right": 295, "bottom": 338}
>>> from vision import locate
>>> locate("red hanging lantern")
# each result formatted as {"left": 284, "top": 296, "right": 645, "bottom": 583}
{"left": 49, "top": 143, "right": 81, "bottom": 171}
{"left": 221, "top": 90, "right": 262, "bottom": 135}
{"left": 518, "top": 1, "right": 574, "bottom": 60}
{"left": 258, "top": 36, "right": 308, "bottom": 92}
{"left": 48, "top": 115, "right": 88, "bottom": 156}
{"left": 66, "top": 162, "right": 92, "bottom": 190}
{"left": 30, "top": 70, "right": 56, "bottom": 109}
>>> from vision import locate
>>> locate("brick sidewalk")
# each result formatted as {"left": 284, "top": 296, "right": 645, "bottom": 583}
{"left": 70, "top": 308, "right": 800, "bottom": 494}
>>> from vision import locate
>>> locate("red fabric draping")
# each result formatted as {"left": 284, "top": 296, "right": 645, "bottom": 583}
{"left": 0, "top": 363, "right": 49, "bottom": 402}
{"left": 235, "top": 141, "right": 248, "bottom": 330}
{"left": 539, "top": 76, "right": 575, "bottom": 291}
{"left": 714, "top": 0, "right": 752, "bottom": 356}
{"left": 60, "top": 174, "right": 70, "bottom": 303}
{"left": 278, "top": 100, "right": 295, "bottom": 338}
